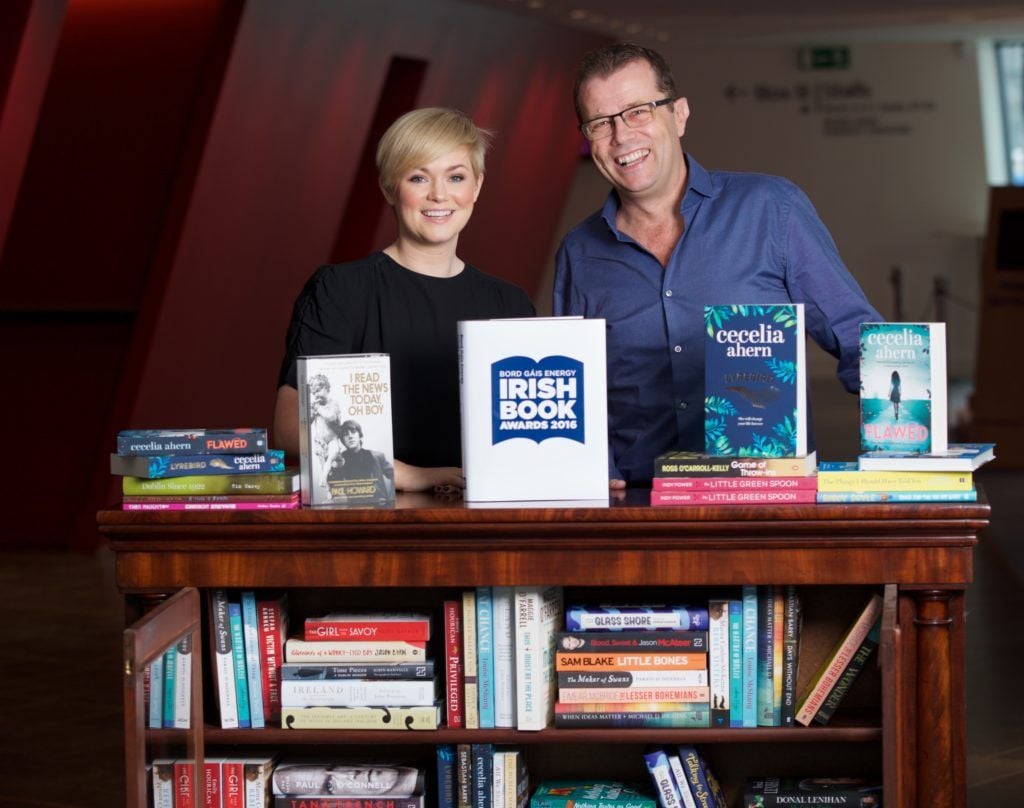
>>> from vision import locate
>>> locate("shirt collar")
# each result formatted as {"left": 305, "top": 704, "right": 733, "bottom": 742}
{"left": 600, "top": 152, "right": 715, "bottom": 236}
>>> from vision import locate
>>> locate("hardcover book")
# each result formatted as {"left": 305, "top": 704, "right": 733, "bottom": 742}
{"left": 110, "top": 450, "right": 284, "bottom": 478}
{"left": 816, "top": 462, "right": 972, "bottom": 492}
{"left": 280, "top": 704, "right": 441, "bottom": 730}
{"left": 303, "top": 613, "right": 431, "bottom": 642}
{"left": 458, "top": 317, "right": 608, "bottom": 502}
{"left": 556, "top": 631, "right": 707, "bottom": 652}
{"left": 859, "top": 322, "right": 947, "bottom": 453}
{"left": 565, "top": 605, "right": 709, "bottom": 632}
{"left": 743, "top": 777, "right": 881, "bottom": 807}
{"left": 654, "top": 452, "right": 817, "bottom": 478}
{"left": 121, "top": 470, "right": 298, "bottom": 496}
{"left": 284, "top": 638, "right": 427, "bottom": 663}
{"left": 297, "top": 353, "right": 395, "bottom": 508}
{"left": 515, "top": 585, "right": 563, "bottom": 730}
{"left": 857, "top": 441, "right": 995, "bottom": 472}
{"left": 280, "top": 676, "right": 439, "bottom": 707}
{"left": 116, "top": 428, "right": 267, "bottom": 456}
{"left": 552, "top": 706, "right": 709, "bottom": 729}
{"left": 531, "top": 781, "right": 657, "bottom": 808}
{"left": 271, "top": 760, "right": 425, "bottom": 796}
{"left": 704, "top": 304, "right": 807, "bottom": 457}
{"left": 812, "top": 617, "right": 881, "bottom": 726}
{"left": 650, "top": 489, "right": 817, "bottom": 506}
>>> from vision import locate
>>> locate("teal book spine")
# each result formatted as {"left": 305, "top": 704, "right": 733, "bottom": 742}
{"left": 229, "top": 601, "right": 251, "bottom": 728}
{"left": 475, "top": 586, "right": 495, "bottom": 729}
{"left": 241, "top": 591, "right": 265, "bottom": 728}
{"left": 756, "top": 587, "right": 775, "bottom": 727}
{"left": 147, "top": 654, "right": 164, "bottom": 730}
{"left": 728, "top": 599, "right": 743, "bottom": 728}
{"left": 161, "top": 646, "right": 176, "bottom": 729}
{"left": 741, "top": 586, "right": 758, "bottom": 728}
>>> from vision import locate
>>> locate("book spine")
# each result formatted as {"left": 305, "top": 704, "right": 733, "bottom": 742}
{"left": 476, "top": 586, "right": 495, "bottom": 729}
{"left": 675, "top": 746, "right": 712, "bottom": 808}
{"left": 174, "top": 760, "right": 196, "bottom": 808}
{"left": 557, "top": 631, "right": 708, "bottom": 651}
{"left": 281, "top": 661, "right": 435, "bottom": 680}
{"left": 147, "top": 656, "right": 164, "bottom": 730}
{"left": 244, "top": 758, "right": 278, "bottom": 808}
{"left": 280, "top": 704, "right": 441, "bottom": 730}
{"left": 437, "top": 744, "right": 457, "bottom": 808}
{"left": 812, "top": 618, "right": 882, "bottom": 726}
{"left": 462, "top": 589, "right": 479, "bottom": 730}
{"left": 651, "top": 489, "right": 817, "bottom": 506}
{"left": 643, "top": 748, "right": 683, "bottom": 808}
{"left": 116, "top": 429, "right": 267, "bottom": 455}
{"left": 816, "top": 470, "right": 972, "bottom": 492}
{"left": 652, "top": 476, "right": 817, "bottom": 491}
{"left": 740, "top": 585, "right": 758, "bottom": 728}
{"left": 284, "top": 639, "right": 427, "bottom": 662}
{"left": 728, "top": 599, "right": 743, "bottom": 727}
{"left": 471, "top": 743, "right": 494, "bottom": 808}
{"left": 654, "top": 455, "right": 814, "bottom": 478}
{"left": 257, "top": 594, "right": 287, "bottom": 722}
{"left": 444, "top": 599, "right": 464, "bottom": 728}
{"left": 122, "top": 471, "right": 298, "bottom": 496}
{"left": 161, "top": 646, "right": 176, "bottom": 729}
{"left": 111, "top": 450, "right": 285, "bottom": 478}
{"left": 554, "top": 709, "right": 709, "bottom": 728}
{"left": 780, "top": 586, "right": 800, "bottom": 727}
{"left": 220, "top": 760, "right": 245, "bottom": 808}
{"left": 491, "top": 586, "right": 516, "bottom": 728}
{"left": 815, "top": 489, "right": 977, "bottom": 503}
{"left": 708, "top": 599, "right": 729, "bottom": 728}
{"left": 273, "top": 799, "right": 424, "bottom": 808}
{"left": 556, "top": 652, "right": 705, "bottom": 671}
{"left": 228, "top": 602, "right": 251, "bottom": 728}
{"left": 151, "top": 759, "right": 175, "bottom": 808}
{"left": 557, "top": 670, "right": 708, "bottom": 688}
{"left": 122, "top": 499, "right": 301, "bottom": 511}
{"left": 210, "top": 589, "right": 239, "bottom": 728}
{"left": 515, "top": 585, "right": 563, "bottom": 730}
{"left": 303, "top": 616, "right": 431, "bottom": 642}
{"left": 492, "top": 749, "right": 506, "bottom": 808}
{"left": 280, "top": 677, "right": 438, "bottom": 707}
{"left": 795, "top": 593, "right": 884, "bottom": 725}
{"left": 124, "top": 492, "right": 300, "bottom": 503}
{"left": 756, "top": 587, "right": 775, "bottom": 727}
{"left": 666, "top": 751, "right": 698, "bottom": 808}
{"left": 203, "top": 759, "right": 222, "bottom": 808}
{"left": 173, "top": 634, "right": 192, "bottom": 729}
{"left": 240, "top": 591, "right": 265, "bottom": 729}
{"left": 457, "top": 744, "right": 472, "bottom": 808}
{"left": 772, "top": 586, "right": 784, "bottom": 726}
{"left": 558, "top": 686, "right": 709, "bottom": 703}
{"left": 566, "top": 606, "right": 708, "bottom": 632}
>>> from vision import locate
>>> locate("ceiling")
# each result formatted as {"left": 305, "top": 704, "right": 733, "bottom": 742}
{"left": 459, "top": 0, "right": 1024, "bottom": 44}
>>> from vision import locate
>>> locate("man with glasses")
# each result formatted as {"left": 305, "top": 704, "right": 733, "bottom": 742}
{"left": 553, "top": 43, "right": 881, "bottom": 488}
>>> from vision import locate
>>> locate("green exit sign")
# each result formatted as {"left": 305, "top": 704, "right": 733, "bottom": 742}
{"left": 798, "top": 46, "right": 851, "bottom": 70}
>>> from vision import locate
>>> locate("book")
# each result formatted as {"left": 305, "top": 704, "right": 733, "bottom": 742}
{"left": 558, "top": 686, "right": 709, "bottom": 703}
{"left": 812, "top": 617, "right": 881, "bottom": 726}
{"left": 122, "top": 469, "right": 299, "bottom": 496}
{"left": 471, "top": 744, "right": 494, "bottom": 808}
{"left": 438, "top": 745, "right": 457, "bottom": 808}
{"left": 458, "top": 744, "right": 473, "bottom": 808}
{"left": 740, "top": 586, "right": 757, "bottom": 728}
{"left": 557, "top": 670, "right": 708, "bottom": 688}
{"left": 707, "top": 599, "right": 729, "bottom": 728}
{"left": 771, "top": 587, "right": 784, "bottom": 726}
{"left": 280, "top": 704, "right": 441, "bottom": 729}
{"left": 857, "top": 441, "right": 995, "bottom": 471}
{"left": 795, "top": 593, "right": 884, "bottom": 726}
{"left": 274, "top": 799, "right": 423, "bottom": 808}
{"left": 654, "top": 452, "right": 817, "bottom": 478}
{"left": 530, "top": 782, "right": 657, "bottom": 808}
{"left": 243, "top": 754, "right": 280, "bottom": 808}
{"left": 271, "top": 760, "right": 425, "bottom": 796}
{"left": 123, "top": 492, "right": 300, "bottom": 503}
{"left": 122, "top": 498, "right": 301, "bottom": 511}
{"left": 240, "top": 591, "right": 265, "bottom": 729}
{"left": 674, "top": 746, "right": 727, "bottom": 808}
{"left": 556, "top": 631, "right": 707, "bottom": 652}
{"left": 257, "top": 593, "right": 289, "bottom": 722}
{"left": 174, "top": 760, "right": 197, "bottom": 808}
{"left": 147, "top": 655, "right": 164, "bottom": 730}
{"left": 151, "top": 758, "right": 175, "bottom": 808}
{"left": 780, "top": 586, "right": 801, "bottom": 727}
{"left": 172, "top": 634, "right": 192, "bottom": 729}
{"left": 297, "top": 353, "right": 395, "bottom": 508}
{"left": 303, "top": 614, "right": 432, "bottom": 642}
{"left": 556, "top": 652, "right": 705, "bottom": 671}
{"left": 514, "top": 585, "right": 563, "bottom": 730}
{"left": 815, "top": 489, "right": 978, "bottom": 503}
{"left": 476, "top": 587, "right": 496, "bottom": 728}
{"left": 161, "top": 645, "right": 175, "bottom": 728}
{"left": 552, "top": 707, "right": 709, "bottom": 729}
{"left": 665, "top": 752, "right": 698, "bottom": 808}
{"left": 280, "top": 676, "right": 439, "bottom": 707}
{"left": 462, "top": 589, "right": 480, "bottom": 730}
{"left": 281, "top": 661, "right": 434, "bottom": 680}
{"left": 220, "top": 759, "right": 245, "bottom": 808}
{"left": 704, "top": 303, "right": 807, "bottom": 457}
{"left": 756, "top": 587, "right": 775, "bottom": 727}
{"left": 443, "top": 599, "right": 464, "bottom": 728}
{"left": 284, "top": 638, "right": 427, "bottom": 662}
{"left": 743, "top": 777, "right": 882, "bottom": 806}
{"left": 203, "top": 758, "right": 224, "bottom": 808}
{"left": 860, "top": 322, "right": 947, "bottom": 454}
{"left": 228, "top": 601, "right": 252, "bottom": 728}
{"left": 727, "top": 600, "right": 743, "bottom": 728}
{"left": 115, "top": 428, "right": 268, "bottom": 456}
{"left": 556, "top": 701, "right": 710, "bottom": 714}
{"left": 642, "top": 748, "right": 683, "bottom": 808}
{"left": 110, "top": 450, "right": 285, "bottom": 478}
{"left": 565, "top": 606, "right": 709, "bottom": 632}
{"left": 506, "top": 750, "right": 529, "bottom": 808}
{"left": 209, "top": 589, "right": 239, "bottom": 729}
{"left": 651, "top": 476, "right": 817, "bottom": 491}
{"left": 493, "top": 750, "right": 507, "bottom": 808}
{"left": 459, "top": 317, "right": 609, "bottom": 502}
{"left": 816, "top": 462, "right": 972, "bottom": 491}
{"left": 492, "top": 586, "right": 517, "bottom": 728}
{"left": 650, "top": 489, "right": 817, "bottom": 506}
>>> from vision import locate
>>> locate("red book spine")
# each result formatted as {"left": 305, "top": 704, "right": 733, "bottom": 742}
{"left": 650, "top": 489, "right": 817, "bottom": 506}
{"left": 444, "top": 599, "right": 463, "bottom": 728}
{"left": 258, "top": 595, "right": 288, "bottom": 722}
{"left": 652, "top": 476, "right": 818, "bottom": 491}
{"left": 203, "top": 761, "right": 221, "bottom": 808}
{"left": 174, "top": 761, "right": 195, "bottom": 808}
{"left": 303, "top": 618, "right": 430, "bottom": 642}
{"left": 221, "top": 761, "right": 245, "bottom": 808}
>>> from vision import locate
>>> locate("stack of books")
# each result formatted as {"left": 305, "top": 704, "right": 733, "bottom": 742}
{"left": 643, "top": 745, "right": 727, "bottom": 808}
{"left": 440, "top": 745, "right": 529, "bottom": 808}
{"left": 650, "top": 452, "right": 818, "bottom": 506}
{"left": 113, "top": 428, "right": 299, "bottom": 510}
{"left": 280, "top": 612, "right": 441, "bottom": 729}
{"left": 552, "top": 605, "right": 711, "bottom": 728}
{"left": 816, "top": 443, "right": 995, "bottom": 503}
{"left": 271, "top": 760, "right": 426, "bottom": 808}
{"left": 151, "top": 755, "right": 278, "bottom": 808}
{"left": 744, "top": 777, "right": 882, "bottom": 807}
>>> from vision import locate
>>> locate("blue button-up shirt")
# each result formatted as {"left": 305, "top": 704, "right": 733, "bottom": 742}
{"left": 553, "top": 154, "right": 882, "bottom": 483}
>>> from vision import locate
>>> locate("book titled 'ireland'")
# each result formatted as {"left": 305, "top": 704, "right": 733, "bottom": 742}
{"left": 704, "top": 304, "right": 807, "bottom": 457}
{"left": 859, "top": 322, "right": 947, "bottom": 454}
{"left": 458, "top": 317, "right": 608, "bottom": 502}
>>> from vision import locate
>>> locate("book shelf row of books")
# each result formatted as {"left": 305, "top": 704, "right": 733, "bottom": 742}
{"left": 150, "top": 586, "right": 883, "bottom": 732}
{"left": 113, "top": 428, "right": 300, "bottom": 511}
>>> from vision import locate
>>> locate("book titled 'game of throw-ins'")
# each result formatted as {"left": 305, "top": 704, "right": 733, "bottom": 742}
{"left": 704, "top": 304, "right": 807, "bottom": 458}
{"left": 458, "top": 317, "right": 608, "bottom": 502}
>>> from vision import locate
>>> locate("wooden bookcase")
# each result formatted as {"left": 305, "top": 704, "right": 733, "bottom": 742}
{"left": 98, "top": 489, "right": 989, "bottom": 808}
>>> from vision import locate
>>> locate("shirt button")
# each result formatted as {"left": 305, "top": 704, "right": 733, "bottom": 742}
{"left": 665, "top": 290, "right": 673, "bottom": 297}
{"left": 673, "top": 345, "right": 682, "bottom": 353}
{"left": 679, "top": 401, "right": 688, "bottom": 410}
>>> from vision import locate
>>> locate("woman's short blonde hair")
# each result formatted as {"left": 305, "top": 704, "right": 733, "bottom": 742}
{"left": 376, "top": 107, "right": 492, "bottom": 198}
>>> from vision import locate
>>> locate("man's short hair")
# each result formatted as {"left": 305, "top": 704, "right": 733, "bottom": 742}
{"left": 573, "top": 42, "right": 679, "bottom": 122}
{"left": 339, "top": 420, "right": 363, "bottom": 438}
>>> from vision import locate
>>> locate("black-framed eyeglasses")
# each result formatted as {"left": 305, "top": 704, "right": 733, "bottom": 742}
{"left": 580, "top": 98, "right": 675, "bottom": 141}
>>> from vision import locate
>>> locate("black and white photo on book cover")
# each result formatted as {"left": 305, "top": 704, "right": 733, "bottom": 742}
{"left": 297, "top": 354, "right": 395, "bottom": 508}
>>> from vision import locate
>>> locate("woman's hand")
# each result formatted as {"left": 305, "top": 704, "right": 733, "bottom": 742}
{"left": 394, "top": 460, "right": 465, "bottom": 492}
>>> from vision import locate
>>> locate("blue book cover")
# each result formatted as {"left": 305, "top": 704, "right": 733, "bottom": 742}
{"left": 859, "top": 322, "right": 947, "bottom": 454}
{"left": 228, "top": 601, "right": 251, "bottom": 728}
{"left": 240, "top": 591, "right": 265, "bottom": 728}
{"left": 471, "top": 743, "right": 494, "bottom": 808}
{"left": 566, "top": 605, "right": 709, "bottom": 632}
{"left": 675, "top": 746, "right": 726, "bottom": 808}
{"left": 728, "top": 600, "right": 743, "bottom": 728}
{"left": 740, "top": 586, "right": 758, "bottom": 728}
{"left": 115, "top": 428, "right": 268, "bottom": 456}
{"left": 110, "top": 449, "right": 285, "bottom": 478}
{"left": 161, "top": 646, "right": 176, "bottom": 729}
{"left": 642, "top": 748, "right": 683, "bottom": 808}
{"left": 756, "top": 587, "right": 775, "bottom": 727}
{"left": 437, "top": 744, "right": 456, "bottom": 808}
{"left": 475, "top": 586, "right": 495, "bottom": 729}
{"left": 704, "top": 304, "right": 806, "bottom": 457}
{"left": 147, "top": 654, "right": 164, "bottom": 730}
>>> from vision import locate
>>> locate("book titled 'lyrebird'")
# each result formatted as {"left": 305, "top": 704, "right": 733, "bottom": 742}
{"left": 458, "top": 317, "right": 608, "bottom": 502}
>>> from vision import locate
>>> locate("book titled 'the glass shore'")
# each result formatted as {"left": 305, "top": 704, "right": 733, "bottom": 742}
{"left": 859, "top": 322, "right": 947, "bottom": 454}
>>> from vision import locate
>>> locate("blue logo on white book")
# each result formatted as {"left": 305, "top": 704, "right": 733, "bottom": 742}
{"left": 491, "top": 355, "right": 584, "bottom": 444}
